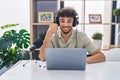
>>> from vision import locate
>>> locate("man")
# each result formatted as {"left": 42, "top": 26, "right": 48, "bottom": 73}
{"left": 39, "top": 7, "right": 105, "bottom": 63}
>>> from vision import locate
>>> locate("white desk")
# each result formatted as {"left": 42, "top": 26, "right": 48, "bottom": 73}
{"left": 0, "top": 60, "right": 120, "bottom": 80}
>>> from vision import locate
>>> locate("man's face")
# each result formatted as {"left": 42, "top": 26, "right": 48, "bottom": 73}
{"left": 59, "top": 17, "right": 74, "bottom": 34}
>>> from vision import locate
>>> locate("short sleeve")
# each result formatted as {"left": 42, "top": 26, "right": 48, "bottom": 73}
{"left": 50, "top": 36, "right": 55, "bottom": 48}
{"left": 80, "top": 32, "right": 98, "bottom": 55}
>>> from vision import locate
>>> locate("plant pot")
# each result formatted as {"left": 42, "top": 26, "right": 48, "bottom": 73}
{"left": 94, "top": 40, "right": 102, "bottom": 49}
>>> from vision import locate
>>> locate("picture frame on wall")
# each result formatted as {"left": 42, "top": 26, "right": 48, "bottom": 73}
{"left": 89, "top": 14, "right": 102, "bottom": 24}
{"left": 38, "top": 12, "right": 54, "bottom": 23}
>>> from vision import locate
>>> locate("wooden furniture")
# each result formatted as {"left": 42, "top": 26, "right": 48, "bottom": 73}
{"left": 30, "top": 0, "right": 58, "bottom": 57}
{"left": 30, "top": 0, "right": 58, "bottom": 44}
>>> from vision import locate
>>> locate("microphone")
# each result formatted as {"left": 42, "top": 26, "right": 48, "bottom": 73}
{"left": 23, "top": 38, "right": 43, "bottom": 67}
{"left": 29, "top": 38, "right": 43, "bottom": 51}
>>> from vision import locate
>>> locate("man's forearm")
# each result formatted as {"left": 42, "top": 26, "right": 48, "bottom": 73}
{"left": 39, "top": 32, "right": 53, "bottom": 61}
{"left": 86, "top": 52, "right": 106, "bottom": 64}
{"left": 39, "top": 23, "right": 58, "bottom": 61}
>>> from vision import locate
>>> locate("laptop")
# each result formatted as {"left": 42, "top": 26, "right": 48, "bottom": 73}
{"left": 45, "top": 48, "right": 87, "bottom": 70}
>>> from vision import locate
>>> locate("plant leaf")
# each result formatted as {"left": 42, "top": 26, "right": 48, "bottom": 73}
{"left": 1, "top": 23, "right": 19, "bottom": 29}
{"left": 15, "top": 29, "right": 30, "bottom": 49}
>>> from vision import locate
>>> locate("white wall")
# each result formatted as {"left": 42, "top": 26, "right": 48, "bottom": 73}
{"left": 0, "top": 0, "right": 30, "bottom": 36}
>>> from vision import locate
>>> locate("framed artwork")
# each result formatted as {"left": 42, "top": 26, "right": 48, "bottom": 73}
{"left": 38, "top": 12, "right": 54, "bottom": 23}
{"left": 89, "top": 14, "right": 102, "bottom": 24}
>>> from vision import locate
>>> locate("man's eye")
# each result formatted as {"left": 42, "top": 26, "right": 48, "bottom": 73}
{"left": 68, "top": 21, "right": 72, "bottom": 23}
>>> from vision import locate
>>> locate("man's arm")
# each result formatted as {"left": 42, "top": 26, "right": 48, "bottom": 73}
{"left": 86, "top": 49, "right": 106, "bottom": 64}
{"left": 39, "top": 23, "right": 58, "bottom": 61}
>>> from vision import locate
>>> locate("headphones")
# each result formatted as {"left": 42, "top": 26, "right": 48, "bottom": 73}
{"left": 54, "top": 13, "right": 79, "bottom": 27}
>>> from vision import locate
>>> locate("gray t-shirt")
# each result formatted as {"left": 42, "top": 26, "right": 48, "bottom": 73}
{"left": 50, "top": 29, "right": 98, "bottom": 55}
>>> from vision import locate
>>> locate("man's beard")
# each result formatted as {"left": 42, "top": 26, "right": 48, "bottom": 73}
{"left": 60, "top": 26, "right": 72, "bottom": 34}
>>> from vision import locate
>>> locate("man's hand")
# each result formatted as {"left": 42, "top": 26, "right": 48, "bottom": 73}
{"left": 39, "top": 23, "right": 58, "bottom": 61}
{"left": 86, "top": 49, "right": 106, "bottom": 64}
{"left": 48, "top": 23, "right": 58, "bottom": 35}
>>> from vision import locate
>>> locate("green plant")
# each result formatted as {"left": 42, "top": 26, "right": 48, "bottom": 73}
{"left": 113, "top": 8, "right": 120, "bottom": 16}
{"left": 0, "top": 23, "right": 30, "bottom": 69}
{"left": 92, "top": 32, "right": 103, "bottom": 40}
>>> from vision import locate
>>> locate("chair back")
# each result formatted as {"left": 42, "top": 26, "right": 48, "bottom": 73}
{"left": 105, "top": 48, "right": 120, "bottom": 61}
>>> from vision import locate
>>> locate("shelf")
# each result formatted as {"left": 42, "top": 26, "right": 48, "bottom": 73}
{"left": 32, "top": 23, "right": 113, "bottom": 25}
{"left": 112, "top": 23, "right": 120, "bottom": 25}
{"left": 81, "top": 23, "right": 112, "bottom": 25}
{"left": 32, "top": 23, "right": 50, "bottom": 25}
{"left": 30, "top": 0, "right": 57, "bottom": 48}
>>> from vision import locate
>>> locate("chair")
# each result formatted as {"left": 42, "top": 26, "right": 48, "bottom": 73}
{"left": 104, "top": 48, "right": 120, "bottom": 61}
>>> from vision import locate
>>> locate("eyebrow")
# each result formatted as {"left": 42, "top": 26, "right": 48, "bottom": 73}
{"left": 59, "top": 18, "right": 73, "bottom": 21}
{"left": 59, "top": 19, "right": 64, "bottom": 21}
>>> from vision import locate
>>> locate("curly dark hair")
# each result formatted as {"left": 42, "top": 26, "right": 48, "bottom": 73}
{"left": 57, "top": 7, "right": 78, "bottom": 18}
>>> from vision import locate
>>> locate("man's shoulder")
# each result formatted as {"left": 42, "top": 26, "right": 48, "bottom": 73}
{"left": 76, "top": 30, "right": 87, "bottom": 36}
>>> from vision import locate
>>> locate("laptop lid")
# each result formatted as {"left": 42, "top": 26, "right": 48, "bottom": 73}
{"left": 45, "top": 48, "right": 87, "bottom": 70}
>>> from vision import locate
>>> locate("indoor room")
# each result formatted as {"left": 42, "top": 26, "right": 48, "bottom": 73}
{"left": 0, "top": 0, "right": 120, "bottom": 80}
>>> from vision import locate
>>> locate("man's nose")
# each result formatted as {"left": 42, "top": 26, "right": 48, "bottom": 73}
{"left": 64, "top": 22, "right": 69, "bottom": 26}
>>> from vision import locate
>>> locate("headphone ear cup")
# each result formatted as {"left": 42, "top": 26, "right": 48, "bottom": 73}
{"left": 56, "top": 17, "right": 59, "bottom": 26}
{"left": 73, "top": 17, "right": 79, "bottom": 27}
{"left": 54, "top": 14, "right": 59, "bottom": 26}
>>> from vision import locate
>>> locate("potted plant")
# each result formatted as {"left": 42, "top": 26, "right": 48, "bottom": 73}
{"left": 113, "top": 8, "right": 120, "bottom": 23}
{"left": 0, "top": 23, "right": 30, "bottom": 71}
{"left": 92, "top": 32, "right": 103, "bottom": 49}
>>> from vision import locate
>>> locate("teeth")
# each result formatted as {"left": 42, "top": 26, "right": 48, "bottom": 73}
{"left": 64, "top": 28, "right": 67, "bottom": 30}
